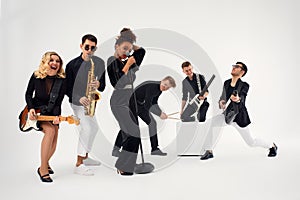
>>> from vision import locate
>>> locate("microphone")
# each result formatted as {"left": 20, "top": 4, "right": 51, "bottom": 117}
{"left": 121, "top": 50, "right": 134, "bottom": 61}
{"left": 126, "top": 50, "right": 134, "bottom": 57}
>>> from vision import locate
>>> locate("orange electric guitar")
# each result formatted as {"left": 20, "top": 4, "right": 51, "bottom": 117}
{"left": 19, "top": 106, "right": 80, "bottom": 132}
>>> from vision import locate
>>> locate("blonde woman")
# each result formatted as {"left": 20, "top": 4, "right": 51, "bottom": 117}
{"left": 25, "top": 51, "right": 66, "bottom": 182}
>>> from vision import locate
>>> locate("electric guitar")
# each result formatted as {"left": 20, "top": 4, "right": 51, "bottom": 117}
{"left": 188, "top": 74, "right": 216, "bottom": 108}
{"left": 19, "top": 106, "right": 80, "bottom": 132}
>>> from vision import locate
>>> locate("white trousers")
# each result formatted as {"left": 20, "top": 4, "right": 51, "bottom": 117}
{"left": 71, "top": 104, "right": 99, "bottom": 157}
{"left": 202, "top": 114, "right": 272, "bottom": 150}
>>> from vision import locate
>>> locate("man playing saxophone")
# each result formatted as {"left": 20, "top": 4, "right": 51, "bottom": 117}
{"left": 85, "top": 57, "right": 101, "bottom": 116}
{"left": 65, "top": 34, "right": 106, "bottom": 176}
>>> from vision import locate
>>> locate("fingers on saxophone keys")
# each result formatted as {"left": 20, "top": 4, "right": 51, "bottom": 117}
{"left": 84, "top": 100, "right": 91, "bottom": 106}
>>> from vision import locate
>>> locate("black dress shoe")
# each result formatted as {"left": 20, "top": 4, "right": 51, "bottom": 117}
{"left": 151, "top": 148, "right": 167, "bottom": 156}
{"left": 268, "top": 143, "right": 278, "bottom": 157}
{"left": 37, "top": 168, "right": 53, "bottom": 183}
{"left": 117, "top": 169, "right": 133, "bottom": 176}
{"left": 200, "top": 150, "right": 214, "bottom": 160}
{"left": 48, "top": 167, "right": 54, "bottom": 174}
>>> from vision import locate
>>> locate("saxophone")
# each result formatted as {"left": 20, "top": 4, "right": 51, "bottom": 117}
{"left": 85, "top": 57, "right": 101, "bottom": 116}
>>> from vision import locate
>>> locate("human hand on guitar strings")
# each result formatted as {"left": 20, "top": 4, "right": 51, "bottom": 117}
{"left": 198, "top": 91, "right": 208, "bottom": 100}
{"left": 198, "top": 95, "right": 205, "bottom": 100}
{"left": 29, "top": 109, "right": 37, "bottom": 120}
{"left": 29, "top": 109, "right": 60, "bottom": 124}
{"left": 52, "top": 116, "right": 60, "bottom": 124}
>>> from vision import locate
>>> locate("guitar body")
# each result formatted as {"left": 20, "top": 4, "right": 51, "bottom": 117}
{"left": 19, "top": 106, "right": 38, "bottom": 131}
{"left": 22, "top": 118, "right": 41, "bottom": 132}
{"left": 18, "top": 106, "right": 80, "bottom": 132}
{"left": 188, "top": 94, "right": 204, "bottom": 109}
{"left": 181, "top": 74, "right": 215, "bottom": 122}
{"left": 19, "top": 106, "right": 42, "bottom": 132}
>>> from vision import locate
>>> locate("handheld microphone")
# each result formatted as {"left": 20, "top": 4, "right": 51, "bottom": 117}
{"left": 126, "top": 50, "right": 134, "bottom": 57}
{"left": 121, "top": 50, "right": 134, "bottom": 61}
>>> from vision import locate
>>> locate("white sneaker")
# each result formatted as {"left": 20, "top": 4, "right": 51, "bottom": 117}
{"left": 83, "top": 157, "right": 101, "bottom": 166}
{"left": 74, "top": 164, "right": 94, "bottom": 176}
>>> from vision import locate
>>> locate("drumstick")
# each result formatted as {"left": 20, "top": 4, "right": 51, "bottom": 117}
{"left": 167, "top": 111, "right": 179, "bottom": 116}
{"left": 167, "top": 117, "right": 180, "bottom": 120}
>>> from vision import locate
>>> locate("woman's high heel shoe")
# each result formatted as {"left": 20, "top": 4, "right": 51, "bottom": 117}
{"left": 117, "top": 169, "right": 133, "bottom": 176}
{"left": 48, "top": 167, "right": 54, "bottom": 174}
{"left": 37, "top": 168, "right": 53, "bottom": 183}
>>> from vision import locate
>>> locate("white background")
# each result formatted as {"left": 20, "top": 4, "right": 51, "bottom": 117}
{"left": 0, "top": 0, "right": 299, "bottom": 199}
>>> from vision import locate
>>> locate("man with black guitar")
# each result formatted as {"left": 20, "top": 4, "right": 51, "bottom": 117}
{"left": 200, "top": 62, "right": 278, "bottom": 160}
{"left": 180, "top": 61, "right": 210, "bottom": 122}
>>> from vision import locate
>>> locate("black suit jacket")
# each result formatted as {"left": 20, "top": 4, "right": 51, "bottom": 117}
{"left": 65, "top": 54, "right": 106, "bottom": 105}
{"left": 220, "top": 78, "right": 251, "bottom": 127}
{"left": 131, "top": 81, "right": 162, "bottom": 117}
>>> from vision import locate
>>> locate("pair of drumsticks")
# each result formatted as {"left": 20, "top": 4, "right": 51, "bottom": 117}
{"left": 166, "top": 111, "right": 180, "bottom": 120}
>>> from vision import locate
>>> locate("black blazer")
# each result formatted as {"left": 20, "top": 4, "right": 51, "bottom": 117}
{"left": 220, "top": 78, "right": 251, "bottom": 127}
{"left": 132, "top": 81, "right": 162, "bottom": 116}
{"left": 25, "top": 73, "right": 66, "bottom": 116}
{"left": 65, "top": 54, "right": 106, "bottom": 105}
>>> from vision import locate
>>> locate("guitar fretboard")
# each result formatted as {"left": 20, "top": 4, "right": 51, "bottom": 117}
{"left": 36, "top": 116, "right": 67, "bottom": 121}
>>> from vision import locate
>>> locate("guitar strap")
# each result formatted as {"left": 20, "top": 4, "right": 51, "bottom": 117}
{"left": 195, "top": 74, "right": 202, "bottom": 112}
{"left": 46, "top": 78, "right": 64, "bottom": 113}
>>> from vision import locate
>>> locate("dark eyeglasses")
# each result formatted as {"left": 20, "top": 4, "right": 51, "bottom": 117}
{"left": 84, "top": 45, "right": 97, "bottom": 51}
{"left": 232, "top": 65, "right": 244, "bottom": 70}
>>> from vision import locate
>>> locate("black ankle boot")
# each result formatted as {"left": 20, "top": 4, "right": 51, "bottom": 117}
{"left": 268, "top": 143, "right": 278, "bottom": 157}
{"left": 200, "top": 150, "right": 214, "bottom": 160}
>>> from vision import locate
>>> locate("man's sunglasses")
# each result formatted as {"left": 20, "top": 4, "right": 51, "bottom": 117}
{"left": 232, "top": 65, "right": 244, "bottom": 70}
{"left": 84, "top": 45, "right": 97, "bottom": 51}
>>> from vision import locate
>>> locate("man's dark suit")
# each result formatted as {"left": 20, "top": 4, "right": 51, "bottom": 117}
{"left": 221, "top": 78, "right": 251, "bottom": 127}
{"left": 114, "top": 81, "right": 163, "bottom": 151}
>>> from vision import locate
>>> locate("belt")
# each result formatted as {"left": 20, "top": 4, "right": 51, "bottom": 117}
{"left": 115, "top": 84, "right": 133, "bottom": 90}
{"left": 123, "top": 84, "right": 133, "bottom": 89}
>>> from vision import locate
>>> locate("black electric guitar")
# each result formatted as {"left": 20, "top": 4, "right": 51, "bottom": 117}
{"left": 188, "top": 74, "right": 216, "bottom": 108}
{"left": 19, "top": 106, "right": 80, "bottom": 132}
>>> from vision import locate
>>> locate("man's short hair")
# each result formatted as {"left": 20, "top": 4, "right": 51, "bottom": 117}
{"left": 82, "top": 34, "right": 97, "bottom": 45}
{"left": 162, "top": 76, "right": 176, "bottom": 88}
{"left": 181, "top": 61, "right": 191, "bottom": 69}
{"left": 236, "top": 61, "right": 248, "bottom": 77}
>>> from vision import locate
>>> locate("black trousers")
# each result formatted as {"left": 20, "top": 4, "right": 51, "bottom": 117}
{"left": 181, "top": 101, "right": 210, "bottom": 122}
{"left": 114, "top": 106, "right": 159, "bottom": 151}
{"left": 110, "top": 89, "right": 140, "bottom": 173}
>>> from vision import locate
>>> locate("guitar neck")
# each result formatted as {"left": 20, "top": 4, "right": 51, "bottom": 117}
{"left": 199, "top": 74, "right": 215, "bottom": 96}
{"left": 36, "top": 116, "right": 66, "bottom": 121}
